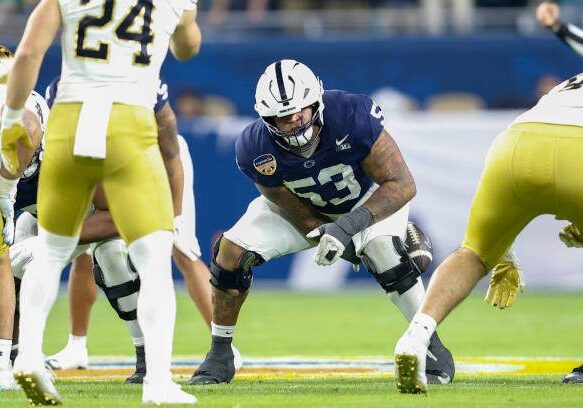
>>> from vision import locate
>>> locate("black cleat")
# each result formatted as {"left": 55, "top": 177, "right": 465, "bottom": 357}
{"left": 125, "top": 345, "right": 146, "bottom": 384}
{"left": 425, "top": 333, "right": 455, "bottom": 384}
{"left": 188, "top": 336, "right": 235, "bottom": 385}
{"left": 562, "top": 364, "right": 583, "bottom": 383}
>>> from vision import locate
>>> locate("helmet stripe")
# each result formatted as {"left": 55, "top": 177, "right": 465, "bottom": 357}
{"left": 274, "top": 61, "right": 290, "bottom": 106}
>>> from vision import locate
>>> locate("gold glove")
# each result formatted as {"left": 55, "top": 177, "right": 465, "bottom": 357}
{"left": 484, "top": 261, "right": 525, "bottom": 309}
{"left": 559, "top": 223, "right": 583, "bottom": 248}
{"left": 1, "top": 122, "right": 31, "bottom": 175}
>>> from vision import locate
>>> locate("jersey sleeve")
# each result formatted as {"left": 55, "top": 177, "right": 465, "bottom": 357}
{"left": 154, "top": 78, "right": 169, "bottom": 113}
{"left": 235, "top": 129, "right": 282, "bottom": 188}
{"left": 44, "top": 76, "right": 60, "bottom": 109}
{"left": 25, "top": 91, "right": 50, "bottom": 133}
{"left": 355, "top": 94, "right": 386, "bottom": 150}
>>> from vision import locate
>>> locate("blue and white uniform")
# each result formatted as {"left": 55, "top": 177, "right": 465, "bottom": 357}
{"left": 224, "top": 90, "right": 410, "bottom": 261}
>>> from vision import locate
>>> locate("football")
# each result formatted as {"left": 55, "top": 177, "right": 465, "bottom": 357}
{"left": 405, "top": 222, "right": 433, "bottom": 273}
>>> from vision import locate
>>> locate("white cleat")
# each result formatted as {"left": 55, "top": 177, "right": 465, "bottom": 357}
{"left": 142, "top": 380, "right": 197, "bottom": 405}
{"left": 232, "top": 345, "right": 243, "bottom": 371}
{"left": 394, "top": 331, "right": 429, "bottom": 394}
{"left": 45, "top": 346, "right": 88, "bottom": 370}
{"left": 0, "top": 369, "right": 19, "bottom": 391}
{"left": 13, "top": 368, "right": 61, "bottom": 405}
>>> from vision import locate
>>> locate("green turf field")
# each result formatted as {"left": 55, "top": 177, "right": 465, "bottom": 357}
{"left": 2, "top": 289, "right": 583, "bottom": 407}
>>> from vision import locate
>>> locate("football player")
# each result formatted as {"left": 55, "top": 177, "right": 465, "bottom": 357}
{"left": 188, "top": 59, "right": 455, "bottom": 386}
{"left": 0, "top": 45, "right": 49, "bottom": 391}
{"left": 0, "top": 0, "right": 201, "bottom": 404}
{"left": 394, "top": 71, "right": 583, "bottom": 394}
{"left": 536, "top": 0, "right": 583, "bottom": 385}
{"left": 39, "top": 77, "right": 242, "bottom": 383}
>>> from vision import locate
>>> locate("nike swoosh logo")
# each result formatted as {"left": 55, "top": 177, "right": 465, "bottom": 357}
{"left": 335, "top": 134, "right": 349, "bottom": 145}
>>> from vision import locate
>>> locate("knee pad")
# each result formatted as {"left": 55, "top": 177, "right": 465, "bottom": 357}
{"left": 93, "top": 239, "right": 140, "bottom": 321}
{"left": 363, "top": 235, "right": 420, "bottom": 295}
{"left": 209, "top": 235, "right": 263, "bottom": 293}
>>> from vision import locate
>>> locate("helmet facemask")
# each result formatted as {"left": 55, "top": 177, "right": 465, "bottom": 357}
{"left": 262, "top": 102, "right": 323, "bottom": 153}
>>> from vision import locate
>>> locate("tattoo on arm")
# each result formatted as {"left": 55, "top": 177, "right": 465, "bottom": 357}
{"left": 360, "top": 130, "right": 416, "bottom": 222}
{"left": 256, "top": 184, "right": 331, "bottom": 234}
{"left": 156, "top": 102, "right": 180, "bottom": 160}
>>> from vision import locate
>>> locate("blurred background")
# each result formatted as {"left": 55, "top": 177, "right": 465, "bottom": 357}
{"left": 4, "top": 0, "right": 583, "bottom": 290}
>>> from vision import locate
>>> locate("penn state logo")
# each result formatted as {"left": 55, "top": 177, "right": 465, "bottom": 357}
{"left": 304, "top": 160, "right": 315, "bottom": 168}
{"left": 253, "top": 153, "right": 277, "bottom": 176}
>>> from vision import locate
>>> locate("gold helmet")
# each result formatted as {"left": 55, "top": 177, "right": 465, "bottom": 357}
{"left": 0, "top": 44, "right": 14, "bottom": 85}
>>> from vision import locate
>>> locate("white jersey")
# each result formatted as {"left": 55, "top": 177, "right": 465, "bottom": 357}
{"left": 56, "top": 0, "right": 196, "bottom": 108}
{"left": 513, "top": 73, "right": 583, "bottom": 128}
{"left": 0, "top": 84, "right": 49, "bottom": 134}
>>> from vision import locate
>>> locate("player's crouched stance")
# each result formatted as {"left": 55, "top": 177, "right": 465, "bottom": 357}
{"left": 188, "top": 60, "right": 454, "bottom": 386}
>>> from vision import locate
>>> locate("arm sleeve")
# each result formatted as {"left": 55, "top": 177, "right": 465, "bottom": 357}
{"left": 554, "top": 23, "right": 583, "bottom": 58}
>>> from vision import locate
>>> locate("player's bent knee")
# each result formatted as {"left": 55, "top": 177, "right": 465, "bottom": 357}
{"left": 363, "top": 236, "right": 420, "bottom": 295}
{"left": 93, "top": 240, "right": 140, "bottom": 321}
{"left": 210, "top": 235, "right": 264, "bottom": 293}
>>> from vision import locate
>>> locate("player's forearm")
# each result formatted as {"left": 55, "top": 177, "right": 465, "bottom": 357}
{"left": 6, "top": 0, "right": 60, "bottom": 109}
{"left": 164, "top": 155, "right": 184, "bottom": 216}
{"left": 78, "top": 211, "right": 119, "bottom": 244}
{"left": 5, "top": 54, "right": 42, "bottom": 110}
{"left": 362, "top": 177, "right": 416, "bottom": 223}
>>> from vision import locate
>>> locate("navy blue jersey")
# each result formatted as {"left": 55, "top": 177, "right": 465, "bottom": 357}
{"left": 45, "top": 76, "right": 169, "bottom": 113}
{"left": 236, "top": 90, "right": 386, "bottom": 215}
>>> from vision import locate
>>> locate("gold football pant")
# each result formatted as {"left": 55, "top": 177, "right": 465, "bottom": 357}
{"left": 463, "top": 122, "right": 583, "bottom": 270}
{"left": 38, "top": 103, "right": 173, "bottom": 244}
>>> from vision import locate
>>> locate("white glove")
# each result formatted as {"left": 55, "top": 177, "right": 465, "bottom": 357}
{"left": 10, "top": 236, "right": 38, "bottom": 279}
{"left": 0, "top": 197, "right": 14, "bottom": 245}
{"left": 306, "top": 227, "right": 346, "bottom": 266}
{"left": 172, "top": 215, "right": 189, "bottom": 255}
{"left": 0, "top": 173, "right": 18, "bottom": 245}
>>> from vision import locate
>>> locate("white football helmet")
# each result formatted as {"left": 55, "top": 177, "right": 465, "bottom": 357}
{"left": 0, "top": 45, "right": 14, "bottom": 85}
{"left": 254, "top": 59, "right": 324, "bottom": 151}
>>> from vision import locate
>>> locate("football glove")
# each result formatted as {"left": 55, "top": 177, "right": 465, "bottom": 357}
{"left": 484, "top": 249, "right": 525, "bottom": 309}
{"left": 0, "top": 173, "right": 18, "bottom": 245}
{"left": 307, "top": 222, "right": 351, "bottom": 266}
{"left": 172, "top": 215, "right": 189, "bottom": 254}
{"left": 558, "top": 223, "right": 583, "bottom": 248}
{"left": 1, "top": 107, "right": 31, "bottom": 175}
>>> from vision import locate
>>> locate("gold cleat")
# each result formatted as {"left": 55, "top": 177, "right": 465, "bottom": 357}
{"left": 395, "top": 354, "right": 427, "bottom": 394}
{"left": 13, "top": 371, "right": 62, "bottom": 406}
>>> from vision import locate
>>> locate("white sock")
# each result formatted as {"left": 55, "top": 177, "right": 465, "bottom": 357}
{"left": 389, "top": 278, "right": 426, "bottom": 322}
{"left": 407, "top": 312, "right": 437, "bottom": 345}
{"left": 125, "top": 320, "right": 145, "bottom": 347}
{"left": 16, "top": 228, "right": 78, "bottom": 370}
{"left": 128, "top": 231, "right": 174, "bottom": 384}
{"left": 66, "top": 334, "right": 87, "bottom": 350}
{"left": 211, "top": 322, "right": 236, "bottom": 338}
{"left": 0, "top": 339, "right": 11, "bottom": 370}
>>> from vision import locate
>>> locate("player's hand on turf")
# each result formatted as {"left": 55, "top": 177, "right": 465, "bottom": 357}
{"left": 558, "top": 223, "right": 583, "bottom": 248}
{"left": 536, "top": 1, "right": 560, "bottom": 29}
{"left": 0, "top": 196, "right": 15, "bottom": 245}
{"left": 0, "top": 108, "right": 31, "bottom": 175}
{"left": 484, "top": 261, "right": 525, "bottom": 309}
{"left": 307, "top": 222, "right": 353, "bottom": 266}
